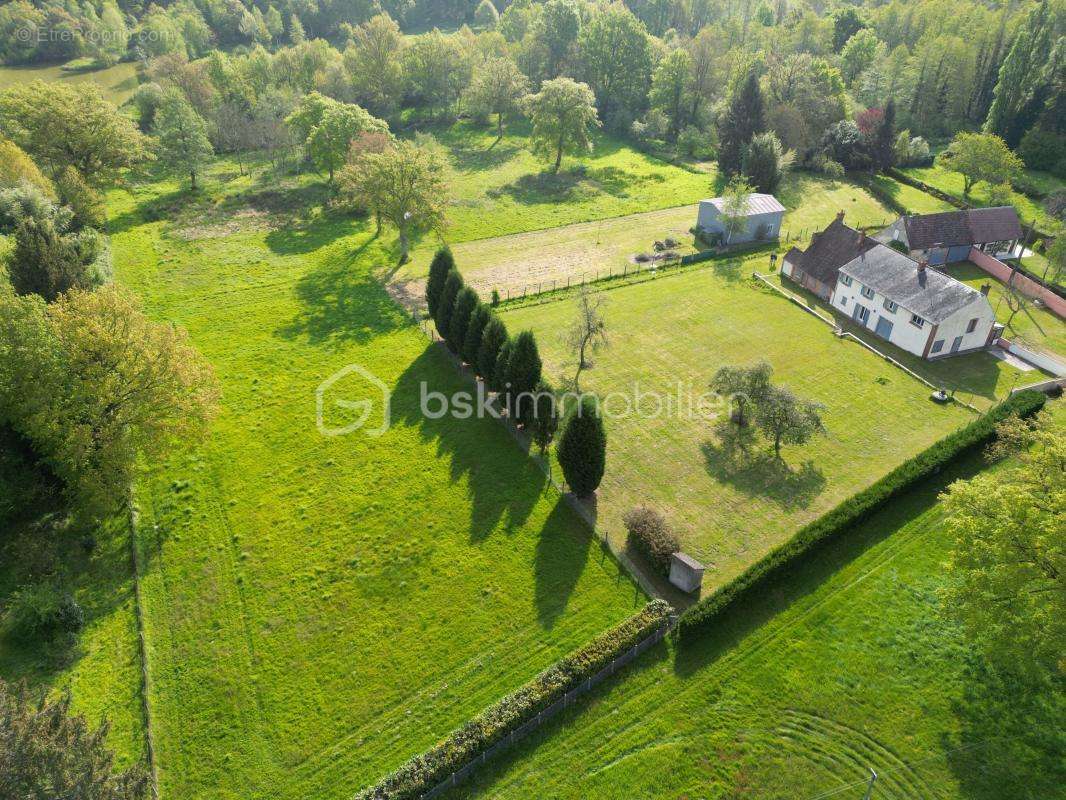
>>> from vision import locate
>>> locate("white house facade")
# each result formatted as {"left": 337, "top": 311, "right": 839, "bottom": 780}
{"left": 831, "top": 248, "right": 999, "bottom": 359}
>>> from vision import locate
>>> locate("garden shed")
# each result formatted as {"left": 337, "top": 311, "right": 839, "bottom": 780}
{"left": 696, "top": 193, "right": 785, "bottom": 245}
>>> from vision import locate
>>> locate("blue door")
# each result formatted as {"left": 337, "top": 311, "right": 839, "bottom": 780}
{"left": 874, "top": 316, "right": 894, "bottom": 341}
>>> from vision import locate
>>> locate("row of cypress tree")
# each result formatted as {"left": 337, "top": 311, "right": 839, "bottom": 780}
{"left": 425, "top": 246, "right": 606, "bottom": 498}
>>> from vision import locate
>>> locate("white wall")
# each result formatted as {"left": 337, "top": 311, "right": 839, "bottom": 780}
{"left": 832, "top": 278, "right": 928, "bottom": 355}
{"left": 830, "top": 272, "right": 995, "bottom": 359}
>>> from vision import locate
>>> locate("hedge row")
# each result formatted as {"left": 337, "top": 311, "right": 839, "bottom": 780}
{"left": 676, "top": 390, "right": 1048, "bottom": 641}
{"left": 357, "top": 599, "right": 674, "bottom": 800}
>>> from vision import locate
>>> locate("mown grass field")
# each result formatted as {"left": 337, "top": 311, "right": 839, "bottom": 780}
{"left": 0, "top": 433, "right": 145, "bottom": 771}
{"left": 867, "top": 173, "right": 957, "bottom": 215}
{"left": 942, "top": 262, "right": 1066, "bottom": 359}
{"left": 394, "top": 169, "right": 895, "bottom": 307}
{"left": 499, "top": 259, "right": 1028, "bottom": 589}
{"left": 443, "top": 429, "right": 1066, "bottom": 800}
{"left": 0, "top": 60, "right": 139, "bottom": 104}
{"left": 899, "top": 163, "right": 1062, "bottom": 235}
{"left": 105, "top": 155, "right": 644, "bottom": 800}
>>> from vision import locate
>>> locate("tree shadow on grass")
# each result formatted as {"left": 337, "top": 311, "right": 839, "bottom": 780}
{"left": 672, "top": 452, "right": 987, "bottom": 679}
{"left": 486, "top": 170, "right": 590, "bottom": 204}
{"left": 945, "top": 660, "right": 1065, "bottom": 800}
{"left": 533, "top": 499, "right": 593, "bottom": 630}
{"left": 105, "top": 185, "right": 201, "bottom": 235}
{"left": 450, "top": 140, "right": 522, "bottom": 172}
{"left": 274, "top": 236, "right": 407, "bottom": 345}
{"left": 390, "top": 347, "right": 543, "bottom": 541}
{"left": 700, "top": 422, "right": 826, "bottom": 510}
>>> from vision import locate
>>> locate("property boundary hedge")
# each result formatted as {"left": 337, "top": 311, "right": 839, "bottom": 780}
{"left": 357, "top": 599, "right": 673, "bottom": 800}
{"left": 676, "top": 390, "right": 1048, "bottom": 641}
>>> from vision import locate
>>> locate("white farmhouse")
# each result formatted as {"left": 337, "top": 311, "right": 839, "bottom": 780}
{"left": 696, "top": 193, "right": 784, "bottom": 245}
{"left": 783, "top": 215, "right": 1001, "bottom": 359}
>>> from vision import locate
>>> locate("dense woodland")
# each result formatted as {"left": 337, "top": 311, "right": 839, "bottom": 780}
{"left": 0, "top": 0, "right": 1064, "bottom": 175}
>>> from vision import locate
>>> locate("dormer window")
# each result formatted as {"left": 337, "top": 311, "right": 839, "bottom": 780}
{"left": 861, "top": 286, "right": 875, "bottom": 300}
{"left": 910, "top": 313, "right": 925, "bottom": 328}
{"left": 883, "top": 298, "right": 898, "bottom": 313}
{"left": 840, "top": 274, "right": 853, "bottom": 287}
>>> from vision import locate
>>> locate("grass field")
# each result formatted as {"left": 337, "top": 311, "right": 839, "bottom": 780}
{"left": 103, "top": 155, "right": 644, "bottom": 800}
{"left": 867, "top": 173, "right": 957, "bottom": 215}
{"left": 442, "top": 428, "right": 1066, "bottom": 800}
{"left": 0, "top": 60, "right": 139, "bottom": 104}
{"left": 943, "top": 262, "right": 1066, "bottom": 358}
{"left": 496, "top": 258, "right": 1023, "bottom": 591}
{"left": 393, "top": 170, "right": 896, "bottom": 308}
{"left": 899, "top": 163, "right": 1062, "bottom": 235}
{"left": 0, "top": 433, "right": 146, "bottom": 771}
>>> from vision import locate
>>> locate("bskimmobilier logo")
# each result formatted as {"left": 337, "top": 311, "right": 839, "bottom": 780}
{"left": 315, "top": 364, "right": 391, "bottom": 437}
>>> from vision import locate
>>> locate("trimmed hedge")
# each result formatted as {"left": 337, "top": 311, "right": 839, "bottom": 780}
{"left": 357, "top": 599, "right": 673, "bottom": 800}
{"left": 676, "top": 390, "right": 1048, "bottom": 641}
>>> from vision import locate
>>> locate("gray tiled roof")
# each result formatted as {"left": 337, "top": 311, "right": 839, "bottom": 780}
{"left": 839, "top": 244, "right": 986, "bottom": 323}
{"left": 703, "top": 193, "right": 786, "bottom": 215}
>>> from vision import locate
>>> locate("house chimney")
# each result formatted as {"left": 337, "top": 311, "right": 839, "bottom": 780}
{"left": 981, "top": 283, "right": 991, "bottom": 296}
{"left": 835, "top": 210, "right": 845, "bottom": 222}
{"left": 917, "top": 258, "right": 928, "bottom": 272}
{"left": 857, "top": 230, "right": 867, "bottom": 246}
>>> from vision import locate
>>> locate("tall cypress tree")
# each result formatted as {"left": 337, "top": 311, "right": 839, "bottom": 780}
{"left": 493, "top": 337, "right": 514, "bottom": 395}
{"left": 557, "top": 394, "right": 606, "bottom": 497}
{"left": 426, "top": 246, "right": 455, "bottom": 318}
{"left": 505, "top": 330, "right": 543, "bottom": 425}
{"left": 462, "top": 303, "right": 490, "bottom": 366}
{"left": 448, "top": 286, "right": 479, "bottom": 353}
{"left": 477, "top": 315, "right": 508, "bottom": 384}
{"left": 985, "top": 0, "right": 1055, "bottom": 148}
{"left": 435, "top": 269, "right": 463, "bottom": 342}
{"left": 716, "top": 71, "right": 766, "bottom": 177}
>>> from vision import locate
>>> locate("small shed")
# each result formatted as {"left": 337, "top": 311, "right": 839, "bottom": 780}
{"left": 697, "top": 193, "right": 785, "bottom": 245}
{"left": 669, "top": 552, "right": 706, "bottom": 594}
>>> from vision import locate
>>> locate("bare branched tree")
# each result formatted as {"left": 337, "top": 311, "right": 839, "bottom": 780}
{"left": 565, "top": 286, "right": 608, "bottom": 391}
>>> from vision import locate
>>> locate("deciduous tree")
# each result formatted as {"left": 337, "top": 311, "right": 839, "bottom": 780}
{"left": 155, "top": 92, "right": 214, "bottom": 190}
{"left": 466, "top": 56, "right": 530, "bottom": 138}
{"left": 565, "top": 286, "right": 607, "bottom": 391}
{"left": 755, "top": 384, "right": 826, "bottom": 457}
{"left": 937, "top": 131, "right": 1023, "bottom": 196}
{"left": 524, "top": 77, "right": 600, "bottom": 173}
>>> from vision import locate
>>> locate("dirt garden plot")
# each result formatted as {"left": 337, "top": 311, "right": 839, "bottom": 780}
{"left": 388, "top": 205, "right": 699, "bottom": 310}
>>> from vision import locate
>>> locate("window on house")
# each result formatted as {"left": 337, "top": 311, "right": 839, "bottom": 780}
{"left": 840, "top": 274, "right": 853, "bottom": 287}
{"left": 931, "top": 339, "right": 944, "bottom": 353}
{"left": 839, "top": 296, "right": 847, "bottom": 307}
{"left": 966, "top": 318, "right": 978, "bottom": 333}
{"left": 861, "top": 286, "right": 875, "bottom": 299}
{"left": 910, "top": 313, "right": 925, "bottom": 328}
{"left": 883, "top": 298, "right": 898, "bottom": 313}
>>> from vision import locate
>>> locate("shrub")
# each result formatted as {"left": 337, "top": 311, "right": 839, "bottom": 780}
{"left": 357, "top": 600, "right": 673, "bottom": 800}
{"left": 5, "top": 582, "right": 84, "bottom": 641}
{"left": 1018, "top": 128, "right": 1066, "bottom": 177}
{"left": 889, "top": 239, "right": 909, "bottom": 253}
{"left": 624, "top": 506, "right": 679, "bottom": 577}
{"left": 557, "top": 394, "right": 606, "bottom": 497}
{"left": 676, "top": 390, "right": 1047, "bottom": 641}
{"left": 434, "top": 269, "right": 463, "bottom": 342}
{"left": 425, "top": 246, "right": 455, "bottom": 318}
{"left": 491, "top": 288, "right": 500, "bottom": 307}
{"left": 55, "top": 166, "right": 104, "bottom": 230}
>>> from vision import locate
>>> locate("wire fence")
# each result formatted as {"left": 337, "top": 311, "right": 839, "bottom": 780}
{"left": 420, "top": 620, "right": 674, "bottom": 800}
{"left": 491, "top": 222, "right": 894, "bottom": 308}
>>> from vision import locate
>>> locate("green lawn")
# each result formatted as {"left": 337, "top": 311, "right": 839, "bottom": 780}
{"left": 0, "top": 431, "right": 145, "bottom": 772}
{"left": 105, "top": 157, "right": 643, "bottom": 800}
{"left": 497, "top": 258, "right": 1018, "bottom": 593}
{"left": 444, "top": 432, "right": 1066, "bottom": 800}
{"left": 0, "top": 60, "right": 139, "bottom": 105}
{"left": 943, "top": 262, "right": 1066, "bottom": 358}
{"left": 899, "top": 163, "right": 1061, "bottom": 235}
{"left": 867, "top": 173, "right": 957, "bottom": 215}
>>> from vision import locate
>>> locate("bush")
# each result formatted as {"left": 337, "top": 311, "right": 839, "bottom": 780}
{"left": 888, "top": 238, "right": 909, "bottom": 254}
{"left": 676, "top": 390, "right": 1047, "bottom": 641}
{"left": 357, "top": 600, "right": 673, "bottom": 800}
{"left": 624, "top": 507, "right": 679, "bottom": 577}
{"left": 5, "top": 582, "right": 84, "bottom": 641}
{"left": 557, "top": 395, "right": 606, "bottom": 497}
{"left": 1018, "top": 128, "right": 1066, "bottom": 177}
